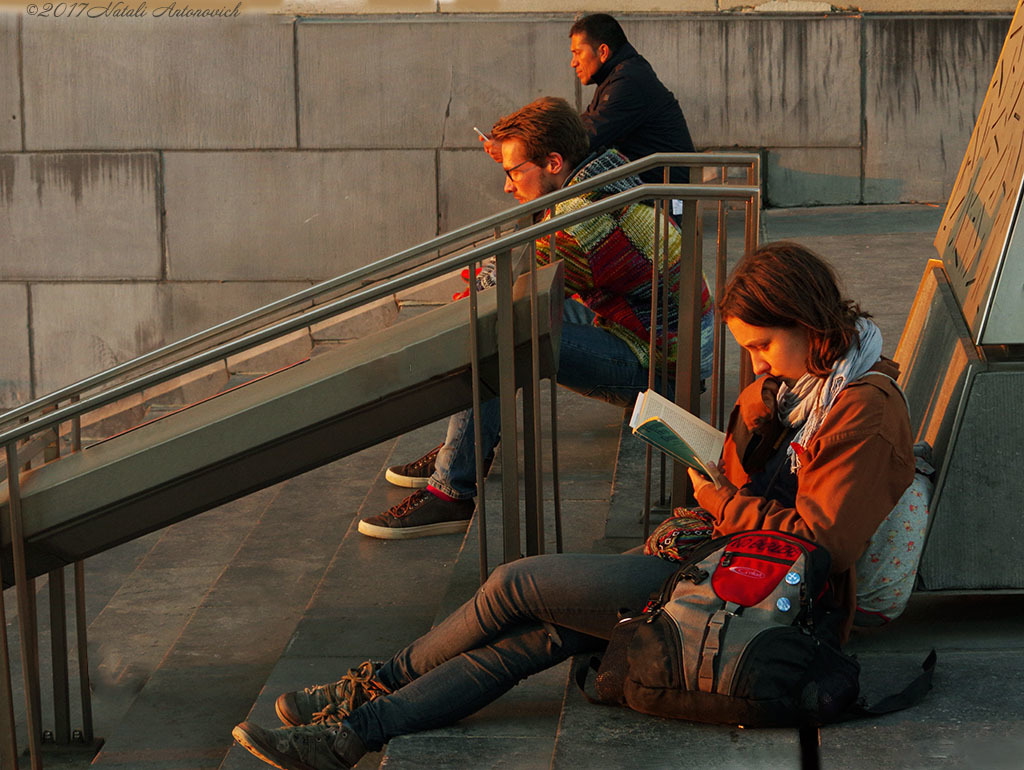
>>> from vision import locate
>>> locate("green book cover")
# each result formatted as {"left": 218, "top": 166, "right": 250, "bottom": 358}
{"left": 633, "top": 418, "right": 708, "bottom": 474}
{"left": 629, "top": 389, "right": 725, "bottom": 483}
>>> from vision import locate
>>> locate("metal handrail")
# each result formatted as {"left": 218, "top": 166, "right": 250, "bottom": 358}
{"left": 0, "top": 150, "right": 760, "bottom": 770}
{"left": 0, "top": 180, "right": 759, "bottom": 448}
{"left": 0, "top": 152, "right": 759, "bottom": 432}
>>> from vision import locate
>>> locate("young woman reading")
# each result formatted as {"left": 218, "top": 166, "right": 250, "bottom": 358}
{"left": 232, "top": 241, "right": 915, "bottom": 770}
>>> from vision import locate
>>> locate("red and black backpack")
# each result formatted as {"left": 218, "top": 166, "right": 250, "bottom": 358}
{"left": 578, "top": 530, "right": 935, "bottom": 727}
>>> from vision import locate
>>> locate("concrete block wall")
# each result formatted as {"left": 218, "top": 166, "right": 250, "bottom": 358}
{"left": 0, "top": 9, "right": 1013, "bottom": 408}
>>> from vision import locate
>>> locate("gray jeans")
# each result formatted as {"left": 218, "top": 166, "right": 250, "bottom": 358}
{"left": 345, "top": 552, "right": 678, "bottom": 749}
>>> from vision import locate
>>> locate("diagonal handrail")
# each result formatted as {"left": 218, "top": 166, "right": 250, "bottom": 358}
{"left": 0, "top": 152, "right": 759, "bottom": 433}
{"left": 0, "top": 178, "right": 759, "bottom": 448}
{"left": 0, "top": 150, "right": 761, "bottom": 770}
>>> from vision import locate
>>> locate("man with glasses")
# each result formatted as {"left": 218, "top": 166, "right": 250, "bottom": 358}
{"left": 357, "top": 97, "right": 713, "bottom": 540}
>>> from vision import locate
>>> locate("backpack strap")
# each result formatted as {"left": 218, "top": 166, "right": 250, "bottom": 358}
{"left": 858, "top": 369, "right": 910, "bottom": 413}
{"left": 845, "top": 649, "right": 937, "bottom": 718}
{"left": 698, "top": 610, "right": 730, "bottom": 693}
{"left": 573, "top": 655, "right": 609, "bottom": 706}
{"left": 573, "top": 613, "right": 644, "bottom": 707}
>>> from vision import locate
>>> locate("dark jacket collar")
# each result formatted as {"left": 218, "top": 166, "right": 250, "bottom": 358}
{"left": 591, "top": 42, "right": 639, "bottom": 87}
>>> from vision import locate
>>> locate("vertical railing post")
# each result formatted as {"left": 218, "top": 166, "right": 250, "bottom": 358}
{"left": 739, "top": 160, "right": 760, "bottom": 390}
{"left": 521, "top": 241, "right": 545, "bottom": 556}
{"left": 49, "top": 566, "right": 71, "bottom": 745}
{"left": 672, "top": 167, "right": 704, "bottom": 509}
{"left": 548, "top": 378, "right": 563, "bottom": 554}
{"left": 712, "top": 166, "right": 729, "bottom": 431}
{"left": 6, "top": 443, "right": 43, "bottom": 769}
{"left": 74, "top": 561, "right": 94, "bottom": 745}
{"left": 26, "top": 577, "right": 41, "bottom": 742}
{"left": 547, "top": 232, "right": 564, "bottom": 555}
{"left": 642, "top": 195, "right": 665, "bottom": 540}
{"left": 469, "top": 255, "right": 490, "bottom": 584}
{"left": 0, "top": 510, "right": 19, "bottom": 768}
{"left": 495, "top": 249, "right": 522, "bottom": 562}
{"left": 70, "top": 396, "right": 96, "bottom": 746}
{"left": 658, "top": 169, "right": 672, "bottom": 508}
{"left": 47, "top": 409, "right": 73, "bottom": 748}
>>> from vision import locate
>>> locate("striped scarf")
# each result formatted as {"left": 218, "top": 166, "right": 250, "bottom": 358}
{"left": 777, "top": 318, "right": 883, "bottom": 472}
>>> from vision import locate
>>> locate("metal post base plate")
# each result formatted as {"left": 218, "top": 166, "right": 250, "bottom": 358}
{"left": 34, "top": 732, "right": 104, "bottom": 759}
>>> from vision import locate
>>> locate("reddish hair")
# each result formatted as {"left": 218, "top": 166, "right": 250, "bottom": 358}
{"left": 720, "top": 241, "right": 869, "bottom": 376}
{"left": 490, "top": 97, "right": 589, "bottom": 170}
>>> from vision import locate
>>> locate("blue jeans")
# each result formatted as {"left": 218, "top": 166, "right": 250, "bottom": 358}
{"left": 429, "top": 299, "right": 712, "bottom": 500}
{"left": 344, "top": 552, "right": 678, "bottom": 750}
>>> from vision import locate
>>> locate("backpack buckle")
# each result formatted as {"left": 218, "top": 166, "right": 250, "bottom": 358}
{"left": 682, "top": 566, "right": 709, "bottom": 584}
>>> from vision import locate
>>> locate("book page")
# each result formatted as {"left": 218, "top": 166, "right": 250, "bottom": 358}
{"left": 630, "top": 390, "right": 725, "bottom": 466}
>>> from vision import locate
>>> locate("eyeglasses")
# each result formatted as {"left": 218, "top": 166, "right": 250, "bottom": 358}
{"left": 504, "top": 159, "right": 536, "bottom": 182}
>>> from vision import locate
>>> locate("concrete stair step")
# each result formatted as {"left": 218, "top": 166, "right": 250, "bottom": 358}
{"left": 219, "top": 420, "right": 470, "bottom": 770}
{"left": 83, "top": 439, "right": 394, "bottom": 769}
{"left": 1, "top": 529, "right": 163, "bottom": 763}
{"left": 381, "top": 390, "right": 625, "bottom": 769}
{"left": 1, "top": 482, "right": 289, "bottom": 766}
{"left": 87, "top": 488, "right": 283, "bottom": 711}
{"left": 553, "top": 686, "right": 803, "bottom": 769}
{"left": 377, "top": 514, "right": 572, "bottom": 770}
{"left": 378, "top": 500, "right": 569, "bottom": 770}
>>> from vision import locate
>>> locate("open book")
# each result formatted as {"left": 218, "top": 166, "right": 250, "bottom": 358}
{"left": 629, "top": 389, "right": 726, "bottom": 485}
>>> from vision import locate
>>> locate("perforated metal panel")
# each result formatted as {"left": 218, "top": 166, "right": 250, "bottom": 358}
{"left": 898, "top": 262, "right": 1024, "bottom": 589}
{"left": 919, "top": 368, "right": 1024, "bottom": 589}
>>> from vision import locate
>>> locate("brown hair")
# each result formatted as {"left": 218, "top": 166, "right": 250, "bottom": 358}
{"left": 720, "top": 241, "right": 869, "bottom": 376}
{"left": 491, "top": 97, "right": 590, "bottom": 171}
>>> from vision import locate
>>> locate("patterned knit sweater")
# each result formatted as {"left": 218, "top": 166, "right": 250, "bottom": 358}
{"left": 536, "top": 149, "right": 713, "bottom": 375}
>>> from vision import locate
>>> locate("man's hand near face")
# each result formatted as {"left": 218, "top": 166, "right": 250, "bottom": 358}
{"left": 480, "top": 134, "right": 503, "bottom": 162}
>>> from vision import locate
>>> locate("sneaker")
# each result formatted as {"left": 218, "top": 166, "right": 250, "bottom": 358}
{"left": 276, "top": 660, "right": 390, "bottom": 727}
{"left": 231, "top": 721, "right": 366, "bottom": 770}
{"left": 358, "top": 489, "right": 474, "bottom": 540}
{"left": 384, "top": 445, "right": 441, "bottom": 488}
{"left": 385, "top": 446, "right": 494, "bottom": 489}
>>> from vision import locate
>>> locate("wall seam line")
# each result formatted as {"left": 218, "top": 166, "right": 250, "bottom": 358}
{"left": 859, "top": 15, "right": 868, "bottom": 204}
{"left": 435, "top": 148, "right": 441, "bottom": 236}
{"left": 25, "top": 283, "right": 36, "bottom": 400}
{"left": 158, "top": 151, "right": 169, "bottom": 282}
{"left": 17, "top": 14, "right": 26, "bottom": 152}
{"left": 293, "top": 18, "right": 302, "bottom": 149}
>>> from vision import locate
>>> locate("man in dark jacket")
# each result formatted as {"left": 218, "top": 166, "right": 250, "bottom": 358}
{"left": 570, "top": 13, "right": 696, "bottom": 186}
{"left": 482, "top": 14, "right": 695, "bottom": 188}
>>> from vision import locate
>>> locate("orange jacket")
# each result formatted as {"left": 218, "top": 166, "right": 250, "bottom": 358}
{"left": 694, "top": 358, "right": 915, "bottom": 639}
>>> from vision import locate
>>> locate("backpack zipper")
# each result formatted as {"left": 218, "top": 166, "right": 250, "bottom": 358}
{"left": 721, "top": 551, "right": 801, "bottom": 568}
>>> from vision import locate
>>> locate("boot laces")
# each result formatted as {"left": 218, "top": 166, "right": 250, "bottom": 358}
{"left": 308, "top": 661, "right": 390, "bottom": 724}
